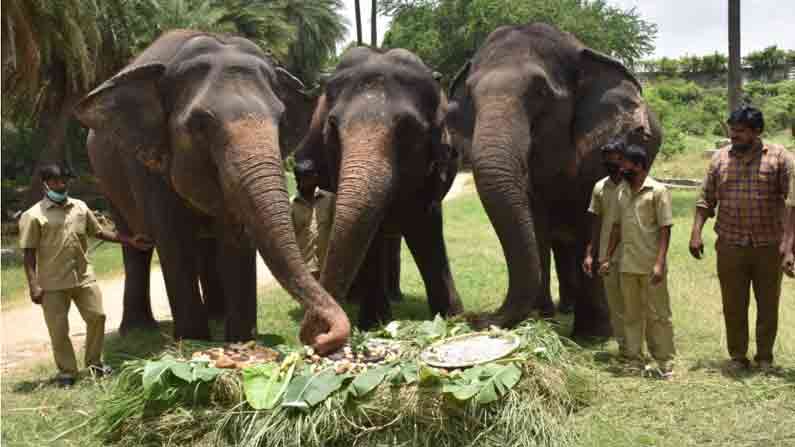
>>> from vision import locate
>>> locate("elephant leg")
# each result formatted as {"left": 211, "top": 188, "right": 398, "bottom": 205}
{"left": 216, "top": 233, "right": 257, "bottom": 341}
{"left": 357, "top": 232, "right": 392, "bottom": 330}
{"left": 571, "top": 238, "right": 612, "bottom": 338}
{"left": 402, "top": 205, "right": 464, "bottom": 318}
{"left": 108, "top": 205, "right": 158, "bottom": 334}
{"left": 383, "top": 233, "right": 403, "bottom": 302}
{"left": 552, "top": 243, "right": 577, "bottom": 315}
{"left": 197, "top": 237, "right": 225, "bottom": 321}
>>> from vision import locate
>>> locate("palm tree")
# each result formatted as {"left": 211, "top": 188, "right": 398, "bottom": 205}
{"left": 354, "top": 0, "right": 363, "bottom": 45}
{"left": 281, "top": 0, "right": 347, "bottom": 83}
{"left": 2, "top": 0, "right": 133, "bottom": 202}
{"left": 371, "top": 0, "right": 377, "bottom": 47}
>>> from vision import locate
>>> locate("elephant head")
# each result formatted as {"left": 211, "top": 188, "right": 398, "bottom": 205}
{"left": 446, "top": 23, "right": 659, "bottom": 326}
{"left": 74, "top": 31, "right": 349, "bottom": 353}
{"left": 298, "top": 47, "right": 455, "bottom": 303}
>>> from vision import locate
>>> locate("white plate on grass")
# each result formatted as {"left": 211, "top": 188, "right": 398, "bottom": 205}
{"left": 420, "top": 332, "right": 521, "bottom": 368}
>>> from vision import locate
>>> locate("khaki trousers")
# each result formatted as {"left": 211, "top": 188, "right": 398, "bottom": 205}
{"left": 716, "top": 242, "right": 782, "bottom": 363}
{"left": 620, "top": 272, "right": 676, "bottom": 363}
{"left": 603, "top": 268, "right": 625, "bottom": 354}
{"left": 41, "top": 282, "right": 106, "bottom": 377}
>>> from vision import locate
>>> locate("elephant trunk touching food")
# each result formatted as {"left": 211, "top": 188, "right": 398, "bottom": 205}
{"left": 470, "top": 97, "right": 542, "bottom": 326}
{"left": 219, "top": 118, "right": 351, "bottom": 354}
{"left": 321, "top": 122, "right": 396, "bottom": 301}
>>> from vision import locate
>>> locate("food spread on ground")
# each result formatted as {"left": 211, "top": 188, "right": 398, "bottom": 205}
{"left": 304, "top": 338, "right": 401, "bottom": 374}
{"left": 191, "top": 340, "right": 280, "bottom": 369}
{"left": 420, "top": 332, "right": 521, "bottom": 368}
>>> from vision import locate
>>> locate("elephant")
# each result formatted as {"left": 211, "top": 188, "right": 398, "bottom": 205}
{"left": 446, "top": 23, "right": 661, "bottom": 337}
{"left": 74, "top": 30, "right": 350, "bottom": 353}
{"left": 295, "top": 47, "right": 464, "bottom": 329}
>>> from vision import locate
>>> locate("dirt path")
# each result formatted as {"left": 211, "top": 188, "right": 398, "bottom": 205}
{"left": 0, "top": 173, "right": 474, "bottom": 372}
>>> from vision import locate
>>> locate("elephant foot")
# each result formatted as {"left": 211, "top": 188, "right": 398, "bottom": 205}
{"left": 387, "top": 290, "right": 403, "bottom": 302}
{"left": 174, "top": 323, "right": 212, "bottom": 341}
{"left": 118, "top": 318, "right": 159, "bottom": 336}
{"left": 467, "top": 299, "right": 534, "bottom": 330}
{"left": 299, "top": 304, "right": 351, "bottom": 355}
{"left": 535, "top": 296, "right": 556, "bottom": 319}
{"left": 358, "top": 306, "right": 393, "bottom": 331}
{"left": 224, "top": 322, "right": 256, "bottom": 342}
{"left": 557, "top": 301, "right": 575, "bottom": 315}
{"left": 571, "top": 317, "right": 613, "bottom": 339}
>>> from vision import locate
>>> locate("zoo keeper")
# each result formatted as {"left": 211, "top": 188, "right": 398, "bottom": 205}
{"left": 601, "top": 144, "right": 676, "bottom": 378}
{"left": 291, "top": 158, "right": 335, "bottom": 277}
{"left": 783, "top": 154, "right": 795, "bottom": 277}
{"left": 689, "top": 106, "right": 794, "bottom": 372}
{"left": 583, "top": 139, "right": 627, "bottom": 356}
{"left": 19, "top": 163, "right": 153, "bottom": 387}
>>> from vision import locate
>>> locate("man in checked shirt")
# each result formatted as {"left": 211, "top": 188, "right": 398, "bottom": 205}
{"left": 689, "top": 106, "right": 794, "bottom": 373}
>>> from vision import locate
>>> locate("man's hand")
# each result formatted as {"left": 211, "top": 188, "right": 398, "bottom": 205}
{"left": 598, "top": 260, "right": 610, "bottom": 277}
{"left": 582, "top": 254, "right": 594, "bottom": 277}
{"left": 30, "top": 284, "right": 44, "bottom": 305}
{"left": 781, "top": 240, "right": 795, "bottom": 278}
{"left": 689, "top": 234, "right": 704, "bottom": 259}
{"left": 128, "top": 234, "right": 154, "bottom": 251}
{"left": 651, "top": 262, "right": 665, "bottom": 285}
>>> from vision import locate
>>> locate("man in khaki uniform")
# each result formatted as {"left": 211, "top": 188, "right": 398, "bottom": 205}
{"left": 782, "top": 154, "right": 795, "bottom": 277}
{"left": 601, "top": 145, "right": 675, "bottom": 378}
{"left": 690, "top": 106, "right": 792, "bottom": 372}
{"left": 583, "top": 139, "right": 627, "bottom": 355}
{"left": 20, "top": 164, "right": 152, "bottom": 386}
{"left": 291, "top": 159, "right": 335, "bottom": 277}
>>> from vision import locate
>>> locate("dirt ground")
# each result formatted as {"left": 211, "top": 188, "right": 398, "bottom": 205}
{"left": 0, "top": 173, "right": 473, "bottom": 373}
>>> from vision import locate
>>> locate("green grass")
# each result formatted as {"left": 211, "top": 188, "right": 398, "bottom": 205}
{"left": 1, "top": 235, "right": 126, "bottom": 309}
{"left": 2, "top": 189, "right": 795, "bottom": 446}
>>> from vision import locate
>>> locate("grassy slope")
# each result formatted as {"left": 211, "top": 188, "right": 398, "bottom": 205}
{"left": 2, "top": 188, "right": 795, "bottom": 446}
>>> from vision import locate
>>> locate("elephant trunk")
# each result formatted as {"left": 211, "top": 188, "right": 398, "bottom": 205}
{"left": 321, "top": 122, "right": 396, "bottom": 300}
{"left": 219, "top": 118, "right": 350, "bottom": 354}
{"left": 470, "top": 96, "right": 541, "bottom": 325}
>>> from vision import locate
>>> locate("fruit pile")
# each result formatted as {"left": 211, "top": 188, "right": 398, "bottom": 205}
{"left": 191, "top": 341, "right": 280, "bottom": 369}
{"left": 304, "top": 339, "right": 401, "bottom": 374}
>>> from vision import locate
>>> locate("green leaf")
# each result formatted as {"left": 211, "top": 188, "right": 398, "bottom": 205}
{"left": 142, "top": 355, "right": 178, "bottom": 391}
{"left": 259, "top": 333, "right": 286, "bottom": 347}
{"left": 400, "top": 362, "right": 419, "bottom": 385}
{"left": 349, "top": 365, "right": 391, "bottom": 397}
{"left": 418, "top": 314, "right": 448, "bottom": 341}
{"left": 443, "top": 382, "right": 481, "bottom": 401}
{"left": 169, "top": 362, "right": 193, "bottom": 383}
{"left": 242, "top": 363, "right": 282, "bottom": 410}
{"left": 192, "top": 365, "right": 224, "bottom": 382}
{"left": 474, "top": 364, "right": 522, "bottom": 405}
{"left": 282, "top": 369, "right": 346, "bottom": 409}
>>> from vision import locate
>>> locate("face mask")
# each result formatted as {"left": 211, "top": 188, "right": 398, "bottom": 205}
{"left": 603, "top": 162, "right": 620, "bottom": 176}
{"left": 44, "top": 183, "right": 68, "bottom": 203}
{"left": 621, "top": 170, "right": 636, "bottom": 182}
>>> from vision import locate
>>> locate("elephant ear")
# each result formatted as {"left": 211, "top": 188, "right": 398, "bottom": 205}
{"left": 573, "top": 48, "right": 654, "bottom": 158}
{"left": 274, "top": 67, "right": 316, "bottom": 157}
{"left": 74, "top": 62, "right": 170, "bottom": 174}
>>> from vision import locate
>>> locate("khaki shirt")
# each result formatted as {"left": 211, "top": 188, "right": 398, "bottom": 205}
{"left": 290, "top": 195, "right": 319, "bottom": 272}
{"left": 588, "top": 176, "right": 623, "bottom": 262}
{"left": 290, "top": 189, "right": 336, "bottom": 272}
{"left": 614, "top": 177, "right": 674, "bottom": 275}
{"left": 18, "top": 197, "right": 103, "bottom": 291}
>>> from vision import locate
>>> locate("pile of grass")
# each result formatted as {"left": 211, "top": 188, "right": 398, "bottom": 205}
{"left": 93, "top": 321, "right": 596, "bottom": 447}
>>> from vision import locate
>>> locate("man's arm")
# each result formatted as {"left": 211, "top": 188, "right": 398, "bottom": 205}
{"left": 690, "top": 157, "right": 719, "bottom": 259}
{"left": 86, "top": 208, "right": 152, "bottom": 250}
{"left": 23, "top": 249, "right": 43, "bottom": 305}
{"left": 652, "top": 226, "right": 672, "bottom": 285}
{"left": 583, "top": 214, "right": 600, "bottom": 277}
{"left": 599, "top": 223, "right": 621, "bottom": 276}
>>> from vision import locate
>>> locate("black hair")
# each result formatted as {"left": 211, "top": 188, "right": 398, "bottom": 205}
{"left": 622, "top": 144, "right": 649, "bottom": 170}
{"left": 39, "top": 163, "right": 73, "bottom": 181}
{"left": 727, "top": 105, "right": 764, "bottom": 132}
{"left": 293, "top": 158, "right": 319, "bottom": 178}
{"left": 601, "top": 139, "right": 626, "bottom": 155}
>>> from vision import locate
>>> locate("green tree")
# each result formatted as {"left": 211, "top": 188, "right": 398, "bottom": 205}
{"left": 700, "top": 52, "right": 727, "bottom": 73}
{"left": 657, "top": 57, "right": 680, "bottom": 76}
{"left": 381, "top": 0, "right": 657, "bottom": 80}
{"left": 744, "top": 45, "right": 789, "bottom": 72}
{"left": 280, "top": 0, "right": 348, "bottom": 84}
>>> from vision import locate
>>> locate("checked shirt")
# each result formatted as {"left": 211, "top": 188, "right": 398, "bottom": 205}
{"left": 696, "top": 143, "right": 793, "bottom": 247}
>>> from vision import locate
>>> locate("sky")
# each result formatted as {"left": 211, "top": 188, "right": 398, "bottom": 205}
{"left": 340, "top": 0, "right": 795, "bottom": 58}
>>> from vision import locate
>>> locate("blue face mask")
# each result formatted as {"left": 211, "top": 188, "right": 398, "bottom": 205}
{"left": 44, "top": 184, "right": 68, "bottom": 203}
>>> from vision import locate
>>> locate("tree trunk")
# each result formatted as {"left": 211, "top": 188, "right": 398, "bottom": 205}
{"left": 354, "top": 0, "right": 363, "bottom": 46}
{"left": 728, "top": 0, "right": 741, "bottom": 113}
{"left": 371, "top": 0, "right": 377, "bottom": 47}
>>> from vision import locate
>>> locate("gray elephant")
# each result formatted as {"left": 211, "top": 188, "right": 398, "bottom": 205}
{"left": 74, "top": 30, "right": 349, "bottom": 353}
{"left": 295, "top": 47, "right": 464, "bottom": 329}
{"left": 446, "top": 23, "right": 661, "bottom": 336}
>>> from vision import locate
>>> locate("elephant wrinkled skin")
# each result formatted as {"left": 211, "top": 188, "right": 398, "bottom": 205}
{"left": 74, "top": 30, "right": 349, "bottom": 353}
{"left": 446, "top": 23, "right": 661, "bottom": 336}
